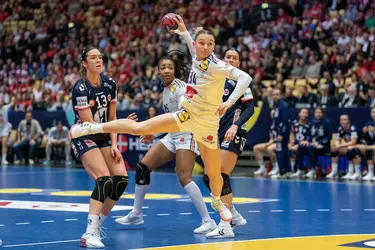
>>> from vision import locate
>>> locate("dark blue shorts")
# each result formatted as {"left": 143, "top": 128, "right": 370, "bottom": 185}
{"left": 219, "top": 134, "right": 247, "bottom": 156}
{"left": 71, "top": 137, "right": 112, "bottom": 159}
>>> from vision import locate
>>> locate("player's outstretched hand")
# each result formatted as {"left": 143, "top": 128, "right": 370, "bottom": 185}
{"left": 224, "top": 124, "right": 238, "bottom": 142}
{"left": 111, "top": 145, "right": 123, "bottom": 163}
{"left": 170, "top": 14, "right": 187, "bottom": 35}
{"left": 140, "top": 135, "right": 155, "bottom": 144}
{"left": 127, "top": 112, "right": 138, "bottom": 121}
{"left": 216, "top": 100, "right": 233, "bottom": 117}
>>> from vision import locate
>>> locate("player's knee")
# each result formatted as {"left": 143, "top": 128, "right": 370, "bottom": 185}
{"left": 91, "top": 176, "right": 113, "bottom": 203}
{"left": 177, "top": 170, "right": 192, "bottom": 187}
{"left": 203, "top": 174, "right": 210, "bottom": 191}
{"left": 331, "top": 151, "right": 338, "bottom": 158}
{"left": 348, "top": 148, "right": 360, "bottom": 160}
{"left": 366, "top": 149, "right": 374, "bottom": 160}
{"left": 135, "top": 162, "right": 151, "bottom": 185}
{"left": 221, "top": 173, "right": 232, "bottom": 196}
{"left": 109, "top": 176, "right": 128, "bottom": 201}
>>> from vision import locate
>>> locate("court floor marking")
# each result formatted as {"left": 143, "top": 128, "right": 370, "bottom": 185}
{"left": 3, "top": 239, "right": 80, "bottom": 248}
{"left": 64, "top": 218, "right": 78, "bottom": 221}
{"left": 136, "top": 233, "right": 375, "bottom": 250}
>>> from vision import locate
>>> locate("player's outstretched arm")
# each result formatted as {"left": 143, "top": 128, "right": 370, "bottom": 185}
{"left": 170, "top": 15, "right": 196, "bottom": 57}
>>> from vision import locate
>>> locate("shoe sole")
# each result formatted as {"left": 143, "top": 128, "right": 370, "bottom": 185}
{"left": 115, "top": 219, "right": 144, "bottom": 225}
{"left": 231, "top": 219, "right": 247, "bottom": 229}
{"left": 206, "top": 233, "right": 235, "bottom": 239}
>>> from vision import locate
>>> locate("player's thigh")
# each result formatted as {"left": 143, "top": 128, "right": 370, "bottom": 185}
{"left": 175, "top": 149, "right": 196, "bottom": 179}
{"left": 355, "top": 144, "right": 368, "bottom": 155}
{"left": 220, "top": 149, "right": 238, "bottom": 175}
{"left": 289, "top": 144, "right": 298, "bottom": 153}
{"left": 81, "top": 148, "right": 110, "bottom": 179}
{"left": 267, "top": 143, "right": 277, "bottom": 152}
{"left": 254, "top": 143, "right": 268, "bottom": 152}
{"left": 198, "top": 142, "right": 221, "bottom": 177}
{"left": 1, "top": 136, "right": 7, "bottom": 145}
{"left": 338, "top": 147, "right": 348, "bottom": 155}
{"left": 99, "top": 146, "right": 127, "bottom": 176}
{"left": 141, "top": 141, "right": 175, "bottom": 170}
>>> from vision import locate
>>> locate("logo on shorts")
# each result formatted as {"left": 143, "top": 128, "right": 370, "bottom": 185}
{"left": 89, "top": 100, "right": 95, "bottom": 107}
{"left": 202, "top": 135, "right": 215, "bottom": 144}
{"left": 84, "top": 140, "right": 96, "bottom": 148}
{"left": 240, "top": 138, "right": 246, "bottom": 151}
{"left": 221, "top": 140, "right": 229, "bottom": 148}
{"left": 71, "top": 143, "right": 78, "bottom": 158}
{"left": 234, "top": 136, "right": 240, "bottom": 144}
{"left": 180, "top": 138, "right": 185, "bottom": 142}
{"left": 177, "top": 109, "right": 190, "bottom": 123}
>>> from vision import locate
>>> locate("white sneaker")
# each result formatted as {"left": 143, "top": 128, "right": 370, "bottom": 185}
{"left": 14, "top": 160, "right": 20, "bottom": 165}
{"left": 115, "top": 211, "right": 144, "bottom": 225}
{"left": 194, "top": 219, "right": 216, "bottom": 234}
{"left": 326, "top": 171, "right": 338, "bottom": 179}
{"left": 291, "top": 170, "right": 304, "bottom": 178}
{"left": 349, "top": 172, "right": 362, "bottom": 180}
{"left": 342, "top": 172, "right": 354, "bottom": 180}
{"left": 270, "top": 173, "right": 281, "bottom": 179}
{"left": 1, "top": 160, "right": 8, "bottom": 165}
{"left": 80, "top": 231, "right": 104, "bottom": 248}
{"left": 254, "top": 167, "right": 267, "bottom": 175}
{"left": 70, "top": 122, "right": 95, "bottom": 139}
{"left": 230, "top": 206, "right": 247, "bottom": 229}
{"left": 205, "top": 225, "right": 234, "bottom": 239}
{"left": 268, "top": 167, "right": 279, "bottom": 176}
{"left": 29, "top": 159, "right": 34, "bottom": 165}
{"left": 363, "top": 173, "right": 374, "bottom": 181}
{"left": 211, "top": 195, "right": 232, "bottom": 221}
{"left": 306, "top": 169, "right": 316, "bottom": 179}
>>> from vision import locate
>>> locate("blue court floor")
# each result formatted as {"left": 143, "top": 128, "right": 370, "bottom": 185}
{"left": 0, "top": 165, "right": 375, "bottom": 250}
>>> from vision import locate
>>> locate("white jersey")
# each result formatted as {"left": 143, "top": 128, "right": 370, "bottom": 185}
{"left": 0, "top": 104, "right": 10, "bottom": 125}
{"left": 162, "top": 78, "right": 186, "bottom": 114}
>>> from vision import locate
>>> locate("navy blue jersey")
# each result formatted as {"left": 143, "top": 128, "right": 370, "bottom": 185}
{"left": 218, "top": 79, "right": 253, "bottom": 138}
{"left": 272, "top": 100, "right": 290, "bottom": 137}
{"left": 310, "top": 118, "right": 331, "bottom": 145}
{"left": 360, "top": 121, "right": 375, "bottom": 145}
{"left": 291, "top": 120, "right": 310, "bottom": 143}
{"left": 270, "top": 120, "right": 277, "bottom": 140}
{"left": 337, "top": 125, "right": 358, "bottom": 143}
{"left": 72, "top": 74, "right": 117, "bottom": 140}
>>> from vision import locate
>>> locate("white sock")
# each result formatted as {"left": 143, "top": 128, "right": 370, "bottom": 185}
{"left": 98, "top": 213, "right": 107, "bottom": 227}
{"left": 184, "top": 181, "right": 210, "bottom": 221}
{"left": 368, "top": 165, "right": 374, "bottom": 175}
{"left": 219, "top": 220, "right": 231, "bottom": 228}
{"left": 290, "top": 162, "right": 295, "bottom": 172}
{"left": 92, "top": 124, "right": 104, "bottom": 134}
{"left": 2, "top": 154, "right": 5, "bottom": 161}
{"left": 354, "top": 164, "right": 361, "bottom": 174}
{"left": 258, "top": 160, "right": 265, "bottom": 169}
{"left": 274, "top": 162, "right": 279, "bottom": 170}
{"left": 331, "top": 162, "right": 338, "bottom": 173}
{"left": 86, "top": 214, "right": 99, "bottom": 233}
{"left": 229, "top": 205, "right": 239, "bottom": 217}
{"left": 348, "top": 163, "right": 354, "bottom": 175}
{"left": 133, "top": 184, "right": 149, "bottom": 214}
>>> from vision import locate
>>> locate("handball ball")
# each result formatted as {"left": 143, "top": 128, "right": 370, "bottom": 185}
{"left": 161, "top": 13, "right": 178, "bottom": 33}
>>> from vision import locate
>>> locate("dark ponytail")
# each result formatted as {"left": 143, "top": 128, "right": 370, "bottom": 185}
{"left": 79, "top": 46, "right": 98, "bottom": 84}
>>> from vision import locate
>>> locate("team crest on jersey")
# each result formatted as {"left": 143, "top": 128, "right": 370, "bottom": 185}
{"left": 224, "top": 89, "right": 230, "bottom": 96}
{"left": 170, "top": 83, "right": 177, "bottom": 93}
{"left": 199, "top": 59, "right": 210, "bottom": 71}
{"left": 177, "top": 109, "right": 190, "bottom": 123}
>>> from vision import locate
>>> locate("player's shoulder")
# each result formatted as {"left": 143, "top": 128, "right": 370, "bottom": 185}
{"left": 72, "top": 79, "right": 86, "bottom": 93}
{"left": 49, "top": 127, "right": 57, "bottom": 132}
{"left": 101, "top": 74, "right": 117, "bottom": 90}
{"left": 169, "top": 78, "right": 186, "bottom": 93}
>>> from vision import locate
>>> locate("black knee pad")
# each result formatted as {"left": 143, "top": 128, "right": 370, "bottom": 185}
{"left": 366, "top": 149, "right": 374, "bottom": 160}
{"left": 221, "top": 173, "right": 232, "bottom": 196}
{"left": 348, "top": 148, "right": 360, "bottom": 160}
{"left": 135, "top": 162, "right": 151, "bottom": 185}
{"left": 110, "top": 176, "right": 128, "bottom": 201}
{"left": 91, "top": 176, "right": 113, "bottom": 203}
{"left": 203, "top": 174, "right": 210, "bottom": 191}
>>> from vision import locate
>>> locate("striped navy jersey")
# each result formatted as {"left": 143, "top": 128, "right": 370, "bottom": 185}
{"left": 218, "top": 79, "right": 253, "bottom": 138}
{"left": 360, "top": 121, "right": 375, "bottom": 145}
{"left": 337, "top": 125, "right": 358, "bottom": 143}
{"left": 291, "top": 119, "right": 310, "bottom": 143}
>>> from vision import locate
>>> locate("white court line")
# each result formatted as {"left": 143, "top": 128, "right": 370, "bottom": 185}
{"left": 294, "top": 209, "right": 306, "bottom": 212}
{"left": 40, "top": 220, "right": 54, "bottom": 223}
{"left": 317, "top": 209, "right": 330, "bottom": 212}
{"left": 111, "top": 216, "right": 122, "bottom": 218}
{"left": 15, "top": 222, "right": 30, "bottom": 225}
{"left": 271, "top": 210, "right": 283, "bottom": 213}
{"left": 208, "top": 212, "right": 215, "bottom": 214}
{"left": 3, "top": 239, "right": 80, "bottom": 248}
{"left": 180, "top": 213, "right": 192, "bottom": 215}
{"left": 340, "top": 209, "right": 353, "bottom": 212}
{"left": 157, "top": 213, "right": 169, "bottom": 216}
{"left": 364, "top": 209, "right": 375, "bottom": 211}
{"left": 248, "top": 210, "right": 260, "bottom": 213}
{"left": 64, "top": 219, "right": 78, "bottom": 222}
{"left": 0, "top": 224, "right": 4, "bottom": 226}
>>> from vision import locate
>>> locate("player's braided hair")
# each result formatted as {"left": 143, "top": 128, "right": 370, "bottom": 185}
{"left": 158, "top": 50, "right": 191, "bottom": 82}
{"left": 194, "top": 27, "right": 215, "bottom": 40}
{"left": 79, "top": 46, "right": 98, "bottom": 85}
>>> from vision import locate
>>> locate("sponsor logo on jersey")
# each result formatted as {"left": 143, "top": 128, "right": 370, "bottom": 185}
{"left": 177, "top": 109, "right": 190, "bottom": 123}
{"left": 227, "top": 79, "right": 236, "bottom": 86}
{"left": 75, "top": 96, "right": 88, "bottom": 109}
{"left": 104, "top": 82, "right": 112, "bottom": 89}
{"left": 89, "top": 100, "right": 95, "bottom": 107}
{"left": 79, "top": 83, "right": 85, "bottom": 92}
{"left": 199, "top": 59, "right": 210, "bottom": 71}
{"left": 224, "top": 89, "right": 230, "bottom": 96}
{"left": 185, "top": 86, "right": 198, "bottom": 99}
{"left": 170, "top": 83, "right": 177, "bottom": 93}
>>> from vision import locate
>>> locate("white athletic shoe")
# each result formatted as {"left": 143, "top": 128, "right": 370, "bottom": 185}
{"left": 194, "top": 219, "right": 217, "bottom": 234}
{"left": 80, "top": 228, "right": 104, "bottom": 249}
{"left": 1, "top": 160, "right": 8, "bottom": 165}
{"left": 70, "top": 122, "right": 95, "bottom": 139}
{"left": 230, "top": 206, "right": 247, "bottom": 229}
{"left": 291, "top": 170, "right": 304, "bottom": 179}
{"left": 254, "top": 167, "right": 267, "bottom": 175}
{"left": 211, "top": 195, "right": 232, "bottom": 221}
{"left": 270, "top": 173, "right": 281, "bottom": 179}
{"left": 306, "top": 169, "right": 316, "bottom": 179}
{"left": 268, "top": 167, "right": 279, "bottom": 176}
{"left": 326, "top": 171, "right": 338, "bottom": 179}
{"left": 342, "top": 172, "right": 354, "bottom": 180}
{"left": 363, "top": 173, "right": 374, "bottom": 181}
{"left": 205, "top": 225, "right": 234, "bottom": 239}
{"left": 349, "top": 172, "right": 362, "bottom": 180}
{"left": 115, "top": 211, "right": 144, "bottom": 225}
